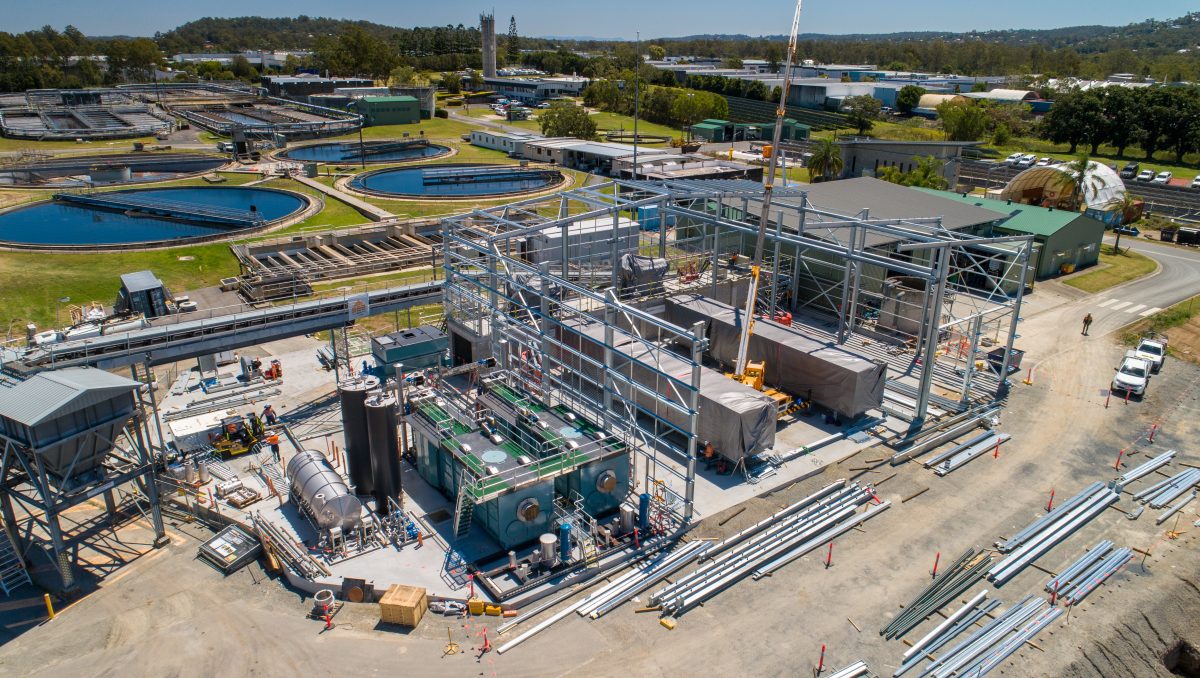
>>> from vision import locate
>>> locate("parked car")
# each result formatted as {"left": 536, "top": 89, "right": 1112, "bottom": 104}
{"left": 1135, "top": 169, "right": 1155, "bottom": 182}
{"left": 1153, "top": 171, "right": 1173, "bottom": 185}
{"left": 1035, "top": 157, "right": 1052, "bottom": 166}
{"left": 1133, "top": 335, "right": 1168, "bottom": 373}
{"left": 1003, "top": 152, "right": 1024, "bottom": 166}
{"left": 1113, "top": 225, "right": 1141, "bottom": 237}
{"left": 1192, "top": 175, "right": 1200, "bottom": 189}
{"left": 1016, "top": 154, "right": 1037, "bottom": 168}
{"left": 1112, "top": 352, "right": 1151, "bottom": 397}
{"left": 536, "top": 102, "right": 552, "bottom": 109}
{"left": 1119, "top": 162, "right": 1140, "bottom": 179}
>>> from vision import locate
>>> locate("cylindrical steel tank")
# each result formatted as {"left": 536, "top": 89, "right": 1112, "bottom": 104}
{"left": 619, "top": 503, "right": 635, "bottom": 535}
{"left": 338, "top": 375, "right": 379, "bottom": 496}
{"left": 365, "top": 391, "right": 402, "bottom": 512}
{"left": 285, "top": 449, "right": 363, "bottom": 533}
{"left": 638, "top": 493, "right": 651, "bottom": 530}
{"left": 538, "top": 533, "right": 557, "bottom": 564}
{"left": 559, "top": 523, "right": 572, "bottom": 563}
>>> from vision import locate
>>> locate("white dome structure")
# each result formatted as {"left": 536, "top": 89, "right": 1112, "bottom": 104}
{"left": 999, "top": 161, "right": 1125, "bottom": 211}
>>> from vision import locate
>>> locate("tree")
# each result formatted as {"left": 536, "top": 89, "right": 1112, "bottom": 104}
{"left": 505, "top": 16, "right": 520, "bottom": 65}
{"left": 936, "top": 99, "right": 989, "bottom": 141}
{"left": 538, "top": 103, "right": 597, "bottom": 139}
{"left": 807, "top": 138, "right": 844, "bottom": 182}
{"left": 896, "top": 85, "right": 926, "bottom": 114}
{"left": 468, "top": 70, "right": 484, "bottom": 89}
{"left": 389, "top": 66, "right": 428, "bottom": 86}
{"left": 442, "top": 72, "right": 461, "bottom": 94}
{"left": 1040, "top": 89, "right": 1104, "bottom": 153}
{"left": 844, "top": 95, "right": 882, "bottom": 135}
{"left": 721, "top": 55, "right": 743, "bottom": 69}
{"left": 765, "top": 44, "right": 783, "bottom": 74}
{"left": 647, "top": 44, "right": 665, "bottom": 61}
{"left": 876, "top": 156, "right": 948, "bottom": 189}
{"left": 1053, "top": 155, "right": 1104, "bottom": 211}
{"left": 230, "top": 54, "right": 256, "bottom": 79}
{"left": 1100, "top": 87, "right": 1138, "bottom": 157}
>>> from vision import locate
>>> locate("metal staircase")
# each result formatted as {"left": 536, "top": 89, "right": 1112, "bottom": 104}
{"left": 0, "top": 522, "right": 32, "bottom": 596}
{"left": 452, "top": 470, "right": 476, "bottom": 540}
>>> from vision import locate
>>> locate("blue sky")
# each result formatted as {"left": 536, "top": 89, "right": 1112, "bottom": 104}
{"left": 8, "top": 1, "right": 1197, "bottom": 39}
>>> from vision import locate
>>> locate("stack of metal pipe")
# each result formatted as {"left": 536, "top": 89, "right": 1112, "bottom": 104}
{"left": 916, "top": 595, "right": 1061, "bottom": 678}
{"left": 1044, "top": 542, "right": 1133, "bottom": 606}
{"left": 1115, "top": 450, "right": 1176, "bottom": 486}
{"left": 893, "top": 590, "right": 1002, "bottom": 677}
{"left": 882, "top": 547, "right": 993, "bottom": 640}
{"left": 987, "top": 482, "right": 1120, "bottom": 586}
{"left": 649, "top": 480, "right": 890, "bottom": 617}
{"left": 1134, "top": 468, "right": 1200, "bottom": 509}
{"left": 827, "top": 661, "right": 870, "bottom": 678}
{"left": 924, "top": 432, "right": 1010, "bottom": 476}
{"left": 574, "top": 540, "right": 711, "bottom": 619}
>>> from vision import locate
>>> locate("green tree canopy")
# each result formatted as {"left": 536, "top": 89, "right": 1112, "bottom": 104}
{"left": 896, "top": 85, "right": 926, "bottom": 113}
{"left": 936, "top": 99, "right": 990, "bottom": 141}
{"left": 539, "top": 103, "right": 597, "bottom": 139}
{"left": 844, "top": 95, "right": 882, "bottom": 134}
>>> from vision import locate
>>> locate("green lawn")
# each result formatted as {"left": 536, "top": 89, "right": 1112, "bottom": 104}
{"left": 1062, "top": 247, "right": 1158, "bottom": 294}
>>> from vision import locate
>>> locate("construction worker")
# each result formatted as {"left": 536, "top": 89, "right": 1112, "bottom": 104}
{"left": 1082, "top": 313, "right": 1093, "bottom": 336}
{"left": 267, "top": 433, "right": 281, "bottom": 463}
{"left": 262, "top": 403, "right": 278, "bottom": 426}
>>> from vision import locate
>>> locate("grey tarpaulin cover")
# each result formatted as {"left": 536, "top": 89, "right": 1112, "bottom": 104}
{"left": 618, "top": 253, "right": 669, "bottom": 289}
{"left": 664, "top": 294, "right": 887, "bottom": 419}
{"left": 556, "top": 317, "right": 776, "bottom": 461}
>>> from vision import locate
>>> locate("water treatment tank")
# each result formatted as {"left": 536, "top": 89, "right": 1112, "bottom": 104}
{"left": 285, "top": 449, "right": 363, "bottom": 533}
{"left": 365, "top": 391, "right": 402, "bottom": 512}
{"left": 338, "top": 375, "right": 379, "bottom": 496}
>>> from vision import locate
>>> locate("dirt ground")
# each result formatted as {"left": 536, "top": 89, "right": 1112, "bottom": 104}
{"left": 1, "top": 316, "right": 1198, "bottom": 676}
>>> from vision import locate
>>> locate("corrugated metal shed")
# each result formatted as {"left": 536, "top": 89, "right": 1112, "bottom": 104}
{"left": 120, "top": 270, "right": 163, "bottom": 293}
{"left": 0, "top": 368, "right": 139, "bottom": 427}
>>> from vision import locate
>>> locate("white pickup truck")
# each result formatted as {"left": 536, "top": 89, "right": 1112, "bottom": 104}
{"left": 1132, "top": 335, "right": 1168, "bottom": 373}
{"left": 1112, "top": 351, "right": 1152, "bottom": 397}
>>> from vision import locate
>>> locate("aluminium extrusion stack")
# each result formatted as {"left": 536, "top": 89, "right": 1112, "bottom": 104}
{"left": 987, "top": 483, "right": 1120, "bottom": 586}
{"left": 926, "top": 432, "right": 1011, "bottom": 476}
{"left": 1115, "top": 450, "right": 1176, "bottom": 485}
{"left": 893, "top": 597, "right": 1002, "bottom": 678}
{"left": 827, "top": 661, "right": 870, "bottom": 678}
{"left": 650, "top": 482, "right": 888, "bottom": 617}
{"left": 921, "top": 596, "right": 1046, "bottom": 678}
{"left": 1057, "top": 548, "right": 1133, "bottom": 606}
{"left": 1043, "top": 540, "right": 1114, "bottom": 595}
{"left": 1135, "top": 468, "right": 1200, "bottom": 509}
{"left": 997, "top": 482, "right": 1105, "bottom": 553}
{"left": 1156, "top": 491, "right": 1197, "bottom": 525}
{"left": 574, "top": 540, "right": 711, "bottom": 619}
{"left": 957, "top": 603, "right": 1063, "bottom": 677}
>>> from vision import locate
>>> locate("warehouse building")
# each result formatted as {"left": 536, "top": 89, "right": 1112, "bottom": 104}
{"left": 480, "top": 76, "right": 589, "bottom": 104}
{"left": 353, "top": 96, "right": 421, "bottom": 126}
{"left": 690, "top": 118, "right": 810, "bottom": 143}
{"left": 917, "top": 189, "right": 1106, "bottom": 279}
{"left": 261, "top": 75, "right": 375, "bottom": 99}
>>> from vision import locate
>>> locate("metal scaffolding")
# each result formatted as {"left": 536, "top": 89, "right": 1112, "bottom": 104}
{"left": 441, "top": 178, "right": 1032, "bottom": 520}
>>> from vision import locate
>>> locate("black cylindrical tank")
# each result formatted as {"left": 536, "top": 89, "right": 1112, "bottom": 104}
{"left": 338, "top": 375, "right": 379, "bottom": 496}
{"left": 365, "top": 391, "right": 402, "bottom": 512}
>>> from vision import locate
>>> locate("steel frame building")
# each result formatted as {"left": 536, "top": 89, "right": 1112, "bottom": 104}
{"left": 442, "top": 179, "right": 1032, "bottom": 522}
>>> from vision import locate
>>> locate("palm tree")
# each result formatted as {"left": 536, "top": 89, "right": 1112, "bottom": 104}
{"left": 1111, "top": 192, "right": 1141, "bottom": 254}
{"left": 807, "top": 138, "right": 843, "bottom": 183}
{"left": 1054, "top": 154, "right": 1104, "bottom": 211}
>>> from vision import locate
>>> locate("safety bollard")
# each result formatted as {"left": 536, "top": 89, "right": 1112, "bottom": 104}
{"left": 43, "top": 593, "right": 55, "bottom": 620}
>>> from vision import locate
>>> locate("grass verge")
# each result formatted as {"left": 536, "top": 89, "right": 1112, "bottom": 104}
{"left": 1062, "top": 247, "right": 1157, "bottom": 294}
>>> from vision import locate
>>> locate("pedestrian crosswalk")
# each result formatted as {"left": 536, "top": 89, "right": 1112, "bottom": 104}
{"left": 1093, "top": 297, "right": 1161, "bottom": 317}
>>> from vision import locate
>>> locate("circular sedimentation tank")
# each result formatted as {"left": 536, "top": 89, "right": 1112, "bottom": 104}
{"left": 280, "top": 140, "right": 451, "bottom": 164}
{"left": 0, "top": 186, "right": 308, "bottom": 249}
{"left": 0, "top": 153, "right": 228, "bottom": 188}
{"left": 347, "top": 163, "right": 564, "bottom": 199}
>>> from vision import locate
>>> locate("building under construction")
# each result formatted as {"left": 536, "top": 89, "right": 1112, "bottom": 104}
{"left": 441, "top": 178, "right": 1032, "bottom": 521}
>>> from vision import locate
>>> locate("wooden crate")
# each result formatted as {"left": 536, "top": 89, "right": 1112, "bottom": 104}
{"left": 379, "top": 584, "right": 428, "bottom": 627}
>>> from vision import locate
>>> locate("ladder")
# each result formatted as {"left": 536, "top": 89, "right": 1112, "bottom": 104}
{"left": 452, "top": 471, "right": 475, "bottom": 541}
{"left": 0, "top": 521, "right": 31, "bottom": 596}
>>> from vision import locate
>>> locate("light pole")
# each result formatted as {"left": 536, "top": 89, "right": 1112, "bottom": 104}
{"left": 55, "top": 296, "right": 70, "bottom": 328}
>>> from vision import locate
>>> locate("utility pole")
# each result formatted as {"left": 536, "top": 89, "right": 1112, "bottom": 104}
{"left": 633, "top": 31, "right": 640, "bottom": 180}
{"left": 733, "top": 0, "right": 806, "bottom": 377}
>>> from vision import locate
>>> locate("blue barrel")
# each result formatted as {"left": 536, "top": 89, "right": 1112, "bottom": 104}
{"left": 638, "top": 493, "right": 651, "bottom": 530}
{"left": 559, "top": 523, "right": 571, "bottom": 563}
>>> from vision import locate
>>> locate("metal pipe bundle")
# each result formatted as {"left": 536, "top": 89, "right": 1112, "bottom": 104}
{"left": 881, "top": 547, "right": 993, "bottom": 640}
{"left": 1057, "top": 548, "right": 1132, "bottom": 606}
{"left": 893, "top": 599, "right": 1002, "bottom": 677}
{"left": 957, "top": 603, "right": 1063, "bottom": 677}
{"left": 650, "top": 483, "right": 887, "bottom": 617}
{"left": 1043, "top": 541, "right": 1114, "bottom": 594}
{"left": 926, "top": 432, "right": 1010, "bottom": 476}
{"left": 575, "top": 540, "right": 710, "bottom": 619}
{"left": 987, "top": 484, "right": 1119, "bottom": 585}
{"left": 1136, "top": 469, "right": 1200, "bottom": 509}
{"left": 1156, "top": 491, "right": 1196, "bottom": 525}
{"left": 997, "top": 482, "right": 1104, "bottom": 553}
{"left": 827, "top": 661, "right": 870, "bottom": 678}
{"left": 921, "top": 596, "right": 1044, "bottom": 678}
{"left": 1116, "top": 450, "right": 1176, "bottom": 485}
